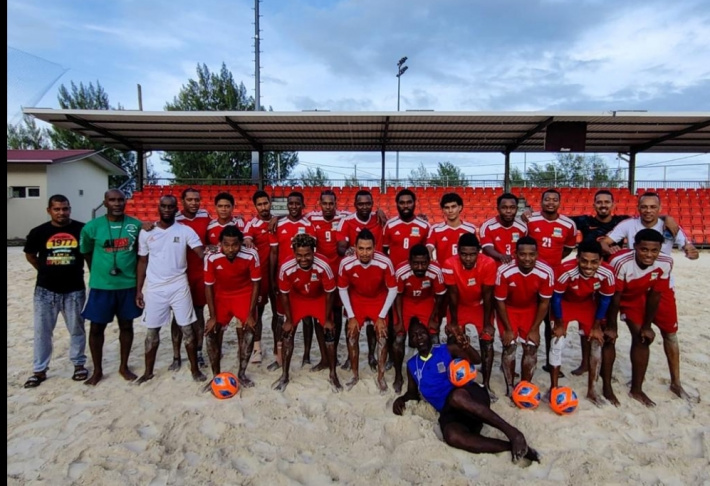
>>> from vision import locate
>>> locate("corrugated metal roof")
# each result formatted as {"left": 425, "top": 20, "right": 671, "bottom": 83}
{"left": 22, "top": 109, "right": 710, "bottom": 154}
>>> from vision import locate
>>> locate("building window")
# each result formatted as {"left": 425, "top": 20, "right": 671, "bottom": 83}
{"left": 10, "top": 186, "right": 40, "bottom": 199}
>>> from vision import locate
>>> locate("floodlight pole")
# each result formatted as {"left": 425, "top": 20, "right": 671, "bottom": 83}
{"left": 396, "top": 57, "right": 408, "bottom": 183}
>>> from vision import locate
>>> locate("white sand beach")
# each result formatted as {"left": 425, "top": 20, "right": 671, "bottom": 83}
{"left": 7, "top": 246, "right": 710, "bottom": 485}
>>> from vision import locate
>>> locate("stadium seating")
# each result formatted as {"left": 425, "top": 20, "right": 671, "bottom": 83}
{"left": 125, "top": 185, "right": 710, "bottom": 246}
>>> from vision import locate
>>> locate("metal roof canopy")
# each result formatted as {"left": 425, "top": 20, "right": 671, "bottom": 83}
{"left": 22, "top": 108, "right": 710, "bottom": 191}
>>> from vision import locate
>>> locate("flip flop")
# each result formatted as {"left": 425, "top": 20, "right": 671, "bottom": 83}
{"left": 24, "top": 373, "right": 46, "bottom": 388}
{"left": 72, "top": 367, "right": 89, "bottom": 381}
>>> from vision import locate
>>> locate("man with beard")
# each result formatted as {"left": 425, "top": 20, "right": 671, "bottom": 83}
{"left": 393, "top": 244, "right": 446, "bottom": 393}
{"left": 135, "top": 195, "right": 206, "bottom": 384}
{"left": 479, "top": 193, "right": 528, "bottom": 266}
{"left": 274, "top": 234, "right": 341, "bottom": 392}
{"left": 204, "top": 225, "right": 261, "bottom": 389}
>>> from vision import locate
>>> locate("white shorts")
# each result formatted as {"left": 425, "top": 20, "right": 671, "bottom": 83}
{"left": 141, "top": 283, "right": 196, "bottom": 328}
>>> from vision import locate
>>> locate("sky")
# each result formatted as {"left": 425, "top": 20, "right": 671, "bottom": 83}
{"left": 7, "top": 0, "right": 710, "bottom": 183}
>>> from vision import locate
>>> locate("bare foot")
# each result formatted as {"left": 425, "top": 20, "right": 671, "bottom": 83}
{"left": 329, "top": 374, "right": 343, "bottom": 393}
{"left": 571, "top": 365, "right": 588, "bottom": 376}
{"left": 586, "top": 392, "right": 605, "bottom": 407}
{"left": 119, "top": 367, "right": 137, "bottom": 382}
{"left": 603, "top": 388, "right": 620, "bottom": 407}
{"left": 135, "top": 373, "right": 154, "bottom": 385}
{"left": 487, "top": 387, "right": 498, "bottom": 403}
{"left": 525, "top": 447, "right": 541, "bottom": 463}
{"left": 192, "top": 370, "right": 207, "bottom": 382}
{"left": 346, "top": 376, "right": 359, "bottom": 391}
{"left": 84, "top": 372, "right": 103, "bottom": 386}
{"left": 272, "top": 376, "right": 289, "bottom": 391}
{"left": 302, "top": 356, "right": 311, "bottom": 367}
{"left": 368, "top": 356, "right": 377, "bottom": 372}
{"left": 238, "top": 372, "right": 255, "bottom": 388}
{"left": 670, "top": 384, "right": 700, "bottom": 403}
{"left": 168, "top": 358, "right": 181, "bottom": 371}
{"left": 310, "top": 361, "right": 328, "bottom": 372}
{"left": 376, "top": 375, "right": 388, "bottom": 394}
{"left": 393, "top": 376, "right": 403, "bottom": 394}
{"left": 340, "top": 358, "right": 351, "bottom": 371}
{"left": 509, "top": 431, "right": 528, "bottom": 463}
{"left": 629, "top": 390, "right": 656, "bottom": 407}
{"left": 267, "top": 361, "right": 281, "bottom": 372}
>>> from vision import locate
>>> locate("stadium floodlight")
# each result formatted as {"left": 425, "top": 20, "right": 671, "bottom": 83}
{"left": 395, "top": 56, "right": 409, "bottom": 181}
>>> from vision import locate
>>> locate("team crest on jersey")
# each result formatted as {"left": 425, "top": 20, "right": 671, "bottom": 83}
{"left": 512, "top": 233, "right": 520, "bottom": 242}
{"left": 411, "top": 227, "right": 420, "bottom": 237}
{"left": 422, "top": 280, "right": 431, "bottom": 288}
{"left": 310, "top": 273, "right": 319, "bottom": 281}
{"left": 467, "top": 278, "right": 476, "bottom": 286}
{"left": 173, "top": 237, "right": 180, "bottom": 243}
{"left": 332, "top": 222, "right": 338, "bottom": 230}
{"left": 650, "top": 273, "right": 658, "bottom": 280}
{"left": 298, "top": 227, "right": 306, "bottom": 234}
{"left": 593, "top": 282, "right": 601, "bottom": 290}
{"left": 553, "top": 228, "right": 563, "bottom": 238}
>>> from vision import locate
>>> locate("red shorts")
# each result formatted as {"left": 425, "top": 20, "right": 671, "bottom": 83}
{"left": 560, "top": 300, "right": 596, "bottom": 336}
{"left": 620, "top": 288, "right": 678, "bottom": 334}
{"left": 496, "top": 306, "right": 537, "bottom": 343}
{"left": 286, "top": 294, "right": 329, "bottom": 326}
{"left": 187, "top": 271, "right": 206, "bottom": 307}
{"left": 448, "top": 305, "right": 493, "bottom": 341}
{"left": 349, "top": 296, "right": 387, "bottom": 329}
{"left": 215, "top": 292, "right": 252, "bottom": 325}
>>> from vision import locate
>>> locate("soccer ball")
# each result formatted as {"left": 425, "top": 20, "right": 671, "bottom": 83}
{"left": 549, "top": 386, "right": 579, "bottom": 415}
{"left": 448, "top": 358, "right": 478, "bottom": 387}
{"left": 211, "top": 372, "right": 240, "bottom": 399}
{"left": 512, "top": 381, "right": 541, "bottom": 410}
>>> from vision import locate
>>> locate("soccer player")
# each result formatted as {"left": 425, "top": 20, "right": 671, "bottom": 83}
{"left": 393, "top": 320, "right": 540, "bottom": 464}
{"left": 80, "top": 189, "right": 142, "bottom": 386}
{"left": 269, "top": 191, "right": 317, "bottom": 369}
{"left": 550, "top": 241, "right": 615, "bottom": 405}
{"left": 135, "top": 195, "right": 207, "bottom": 384}
{"left": 427, "top": 192, "right": 478, "bottom": 264}
{"left": 274, "top": 234, "right": 341, "bottom": 392}
{"left": 243, "top": 190, "right": 278, "bottom": 365}
{"left": 495, "top": 236, "right": 555, "bottom": 398}
{"left": 338, "top": 229, "right": 397, "bottom": 392}
{"left": 526, "top": 189, "right": 577, "bottom": 374}
{"left": 382, "top": 189, "right": 430, "bottom": 268}
{"left": 206, "top": 192, "right": 245, "bottom": 252}
{"left": 172, "top": 187, "right": 210, "bottom": 370}
{"left": 204, "top": 225, "right": 261, "bottom": 388}
{"left": 307, "top": 189, "right": 350, "bottom": 360}
{"left": 442, "top": 233, "right": 498, "bottom": 398}
{"left": 480, "top": 193, "right": 528, "bottom": 266}
{"left": 393, "top": 244, "right": 446, "bottom": 392}
{"left": 609, "top": 229, "right": 696, "bottom": 406}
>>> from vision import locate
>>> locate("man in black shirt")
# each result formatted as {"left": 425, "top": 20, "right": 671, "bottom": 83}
{"left": 22, "top": 195, "right": 88, "bottom": 388}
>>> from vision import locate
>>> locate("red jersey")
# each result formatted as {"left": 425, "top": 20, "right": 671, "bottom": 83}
{"left": 382, "top": 216, "right": 430, "bottom": 267}
{"left": 395, "top": 261, "right": 446, "bottom": 317}
{"left": 610, "top": 250, "right": 672, "bottom": 301}
{"left": 337, "top": 252, "right": 396, "bottom": 299}
{"left": 426, "top": 221, "right": 477, "bottom": 264}
{"left": 554, "top": 260, "right": 616, "bottom": 303}
{"left": 526, "top": 212, "right": 577, "bottom": 270}
{"left": 494, "top": 261, "right": 555, "bottom": 310}
{"left": 336, "top": 212, "right": 382, "bottom": 250}
{"left": 479, "top": 216, "right": 528, "bottom": 263}
{"left": 307, "top": 210, "right": 349, "bottom": 269}
{"left": 243, "top": 217, "right": 272, "bottom": 268}
{"left": 269, "top": 217, "right": 317, "bottom": 267}
{"left": 204, "top": 248, "right": 261, "bottom": 296}
{"left": 278, "top": 254, "right": 336, "bottom": 324}
{"left": 206, "top": 216, "right": 246, "bottom": 247}
{"left": 176, "top": 209, "right": 210, "bottom": 278}
{"left": 442, "top": 253, "right": 497, "bottom": 306}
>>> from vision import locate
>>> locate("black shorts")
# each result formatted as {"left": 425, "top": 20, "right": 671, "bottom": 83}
{"left": 438, "top": 382, "right": 490, "bottom": 434}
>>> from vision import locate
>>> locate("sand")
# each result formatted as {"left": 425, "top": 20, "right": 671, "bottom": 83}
{"left": 6, "top": 246, "right": 710, "bottom": 485}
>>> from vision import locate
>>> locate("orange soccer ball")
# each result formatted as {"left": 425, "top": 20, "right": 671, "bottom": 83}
{"left": 210, "top": 372, "right": 240, "bottom": 399}
{"left": 448, "top": 358, "right": 478, "bottom": 387}
{"left": 512, "top": 381, "right": 541, "bottom": 410}
{"left": 549, "top": 386, "right": 579, "bottom": 415}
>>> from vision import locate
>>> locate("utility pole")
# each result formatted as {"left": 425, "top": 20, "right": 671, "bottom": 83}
{"left": 395, "top": 56, "right": 409, "bottom": 182}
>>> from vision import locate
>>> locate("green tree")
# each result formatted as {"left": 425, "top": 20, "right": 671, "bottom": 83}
{"left": 300, "top": 167, "right": 331, "bottom": 187}
{"left": 48, "top": 81, "right": 155, "bottom": 189}
{"left": 7, "top": 115, "right": 51, "bottom": 149}
{"left": 431, "top": 162, "right": 467, "bottom": 186}
{"left": 524, "top": 154, "right": 614, "bottom": 187}
{"left": 161, "top": 63, "right": 298, "bottom": 184}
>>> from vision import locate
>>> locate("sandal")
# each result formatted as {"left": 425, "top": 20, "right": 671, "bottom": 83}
{"left": 72, "top": 366, "right": 89, "bottom": 381}
{"left": 24, "top": 373, "right": 47, "bottom": 388}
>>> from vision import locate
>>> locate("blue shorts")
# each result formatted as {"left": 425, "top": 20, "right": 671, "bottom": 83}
{"left": 82, "top": 288, "right": 143, "bottom": 324}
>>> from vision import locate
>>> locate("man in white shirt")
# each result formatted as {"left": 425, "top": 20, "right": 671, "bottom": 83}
{"left": 135, "top": 195, "right": 207, "bottom": 384}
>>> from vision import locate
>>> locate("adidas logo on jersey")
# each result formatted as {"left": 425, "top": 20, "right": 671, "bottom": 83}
{"left": 216, "top": 265, "right": 223, "bottom": 270}
{"left": 509, "top": 282, "right": 517, "bottom": 287}
{"left": 495, "top": 236, "right": 501, "bottom": 241}
{"left": 394, "top": 231, "right": 401, "bottom": 236}
{"left": 353, "top": 272, "right": 359, "bottom": 278}
{"left": 534, "top": 228, "right": 541, "bottom": 233}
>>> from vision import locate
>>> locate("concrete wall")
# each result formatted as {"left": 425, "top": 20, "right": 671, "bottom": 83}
{"left": 47, "top": 159, "right": 111, "bottom": 224}
{"left": 7, "top": 165, "right": 48, "bottom": 239}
